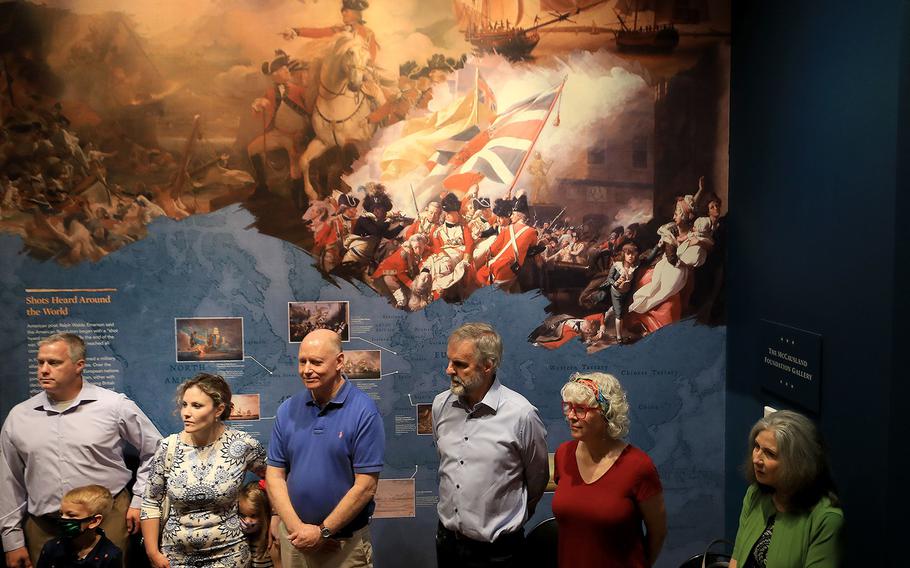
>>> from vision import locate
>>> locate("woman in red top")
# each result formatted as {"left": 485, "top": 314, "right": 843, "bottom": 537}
{"left": 552, "top": 372, "right": 667, "bottom": 567}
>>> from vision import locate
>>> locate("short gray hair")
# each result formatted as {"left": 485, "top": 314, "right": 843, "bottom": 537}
{"left": 744, "top": 410, "right": 837, "bottom": 509}
{"left": 39, "top": 333, "right": 86, "bottom": 363}
{"left": 448, "top": 322, "right": 502, "bottom": 370}
{"left": 560, "top": 372, "right": 630, "bottom": 439}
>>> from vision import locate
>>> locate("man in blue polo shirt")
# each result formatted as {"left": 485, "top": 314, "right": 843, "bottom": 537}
{"left": 266, "top": 329, "right": 385, "bottom": 568}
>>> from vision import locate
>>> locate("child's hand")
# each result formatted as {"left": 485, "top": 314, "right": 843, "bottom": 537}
{"left": 148, "top": 550, "right": 171, "bottom": 568}
{"left": 269, "top": 515, "right": 281, "bottom": 549}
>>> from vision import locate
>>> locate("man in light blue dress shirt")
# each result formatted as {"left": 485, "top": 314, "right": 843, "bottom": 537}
{"left": 0, "top": 333, "right": 161, "bottom": 568}
{"left": 432, "top": 323, "right": 548, "bottom": 567}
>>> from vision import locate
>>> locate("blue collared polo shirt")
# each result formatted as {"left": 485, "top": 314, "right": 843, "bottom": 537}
{"left": 268, "top": 378, "right": 384, "bottom": 534}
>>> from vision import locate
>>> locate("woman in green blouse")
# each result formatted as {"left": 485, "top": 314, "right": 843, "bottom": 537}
{"left": 730, "top": 410, "right": 844, "bottom": 568}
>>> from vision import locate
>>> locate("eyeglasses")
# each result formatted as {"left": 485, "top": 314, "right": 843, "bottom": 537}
{"left": 561, "top": 402, "right": 599, "bottom": 419}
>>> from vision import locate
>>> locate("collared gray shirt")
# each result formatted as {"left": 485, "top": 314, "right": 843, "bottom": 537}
{"left": 0, "top": 382, "right": 162, "bottom": 551}
{"left": 432, "top": 377, "right": 548, "bottom": 542}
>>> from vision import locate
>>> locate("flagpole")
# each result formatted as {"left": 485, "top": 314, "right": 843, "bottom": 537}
{"left": 471, "top": 66, "right": 479, "bottom": 125}
{"left": 504, "top": 76, "right": 567, "bottom": 200}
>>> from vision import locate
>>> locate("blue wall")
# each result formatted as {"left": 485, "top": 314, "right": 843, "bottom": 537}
{"left": 727, "top": 0, "right": 910, "bottom": 564}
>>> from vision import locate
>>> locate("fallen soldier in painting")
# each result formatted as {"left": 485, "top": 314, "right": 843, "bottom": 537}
{"left": 371, "top": 233, "right": 430, "bottom": 309}
{"left": 528, "top": 313, "right": 607, "bottom": 352}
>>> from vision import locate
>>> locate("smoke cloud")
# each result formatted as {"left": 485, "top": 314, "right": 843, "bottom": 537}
{"left": 346, "top": 49, "right": 649, "bottom": 212}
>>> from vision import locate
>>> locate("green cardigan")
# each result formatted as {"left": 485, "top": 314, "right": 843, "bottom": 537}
{"left": 731, "top": 484, "right": 844, "bottom": 568}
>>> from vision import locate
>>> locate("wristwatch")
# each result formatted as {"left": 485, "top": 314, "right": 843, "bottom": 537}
{"left": 319, "top": 524, "right": 332, "bottom": 539}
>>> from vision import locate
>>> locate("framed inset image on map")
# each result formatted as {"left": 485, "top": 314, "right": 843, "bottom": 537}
{"left": 229, "top": 394, "right": 260, "bottom": 421}
{"left": 288, "top": 301, "right": 350, "bottom": 342}
{"left": 175, "top": 317, "right": 244, "bottom": 362}
{"left": 344, "top": 350, "right": 381, "bottom": 380}
{"left": 416, "top": 403, "right": 433, "bottom": 435}
{"left": 372, "top": 478, "right": 416, "bottom": 519}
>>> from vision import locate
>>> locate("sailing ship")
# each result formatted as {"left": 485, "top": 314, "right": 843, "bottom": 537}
{"left": 612, "top": 0, "right": 708, "bottom": 52}
{"left": 455, "top": 0, "right": 607, "bottom": 61}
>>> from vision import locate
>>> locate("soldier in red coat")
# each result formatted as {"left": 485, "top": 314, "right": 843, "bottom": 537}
{"left": 419, "top": 193, "right": 474, "bottom": 299}
{"left": 283, "top": 0, "right": 379, "bottom": 62}
{"left": 371, "top": 233, "right": 430, "bottom": 308}
{"left": 403, "top": 200, "right": 441, "bottom": 240}
{"left": 281, "top": 0, "right": 384, "bottom": 103}
{"left": 476, "top": 194, "right": 539, "bottom": 289}
{"left": 247, "top": 51, "right": 312, "bottom": 208}
{"left": 429, "top": 193, "right": 474, "bottom": 261}
{"left": 307, "top": 193, "right": 360, "bottom": 272}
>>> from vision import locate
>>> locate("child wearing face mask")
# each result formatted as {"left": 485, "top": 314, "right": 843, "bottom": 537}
{"left": 37, "top": 485, "right": 123, "bottom": 568}
{"left": 238, "top": 481, "right": 280, "bottom": 568}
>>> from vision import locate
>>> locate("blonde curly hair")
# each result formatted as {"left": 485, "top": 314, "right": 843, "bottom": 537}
{"left": 560, "top": 372, "right": 630, "bottom": 439}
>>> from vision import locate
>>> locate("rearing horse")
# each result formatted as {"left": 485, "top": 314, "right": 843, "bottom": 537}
{"left": 300, "top": 33, "right": 377, "bottom": 201}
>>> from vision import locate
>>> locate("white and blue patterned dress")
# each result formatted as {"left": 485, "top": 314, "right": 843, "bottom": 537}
{"left": 141, "top": 429, "right": 266, "bottom": 568}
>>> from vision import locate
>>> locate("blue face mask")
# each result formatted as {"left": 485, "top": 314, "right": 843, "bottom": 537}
{"left": 56, "top": 516, "right": 93, "bottom": 539}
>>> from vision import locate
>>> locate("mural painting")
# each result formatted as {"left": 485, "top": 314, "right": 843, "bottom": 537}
{"left": 0, "top": 0, "right": 729, "bottom": 352}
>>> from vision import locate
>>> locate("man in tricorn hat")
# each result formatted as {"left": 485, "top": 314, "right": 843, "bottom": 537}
{"left": 283, "top": 0, "right": 387, "bottom": 104}
{"left": 475, "top": 194, "right": 539, "bottom": 289}
{"left": 430, "top": 193, "right": 474, "bottom": 264}
{"left": 473, "top": 196, "right": 510, "bottom": 273}
{"left": 340, "top": 186, "right": 403, "bottom": 274}
{"left": 309, "top": 193, "right": 360, "bottom": 272}
{"left": 421, "top": 193, "right": 475, "bottom": 298}
{"left": 465, "top": 195, "right": 497, "bottom": 263}
{"left": 283, "top": 0, "right": 380, "bottom": 62}
{"left": 247, "top": 50, "right": 311, "bottom": 207}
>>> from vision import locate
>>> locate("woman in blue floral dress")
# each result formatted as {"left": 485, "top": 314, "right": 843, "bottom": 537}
{"left": 140, "top": 373, "right": 266, "bottom": 568}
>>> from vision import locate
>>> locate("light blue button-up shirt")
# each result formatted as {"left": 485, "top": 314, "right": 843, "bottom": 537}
{"left": 432, "top": 377, "right": 548, "bottom": 542}
{"left": 0, "top": 382, "right": 162, "bottom": 551}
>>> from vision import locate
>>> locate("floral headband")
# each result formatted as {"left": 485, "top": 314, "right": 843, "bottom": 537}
{"left": 571, "top": 375, "right": 610, "bottom": 418}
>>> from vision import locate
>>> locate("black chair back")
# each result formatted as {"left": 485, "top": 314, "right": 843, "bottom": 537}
{"left": 678, "top": 539, "right": 732, "bottom": 568}
{"left": 524, "top": 517, "right": 558, "bottom": 568}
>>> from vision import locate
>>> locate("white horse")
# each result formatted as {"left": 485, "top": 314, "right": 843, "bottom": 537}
{"left": 300, "top": 33, "right": 376, "bottom": 201}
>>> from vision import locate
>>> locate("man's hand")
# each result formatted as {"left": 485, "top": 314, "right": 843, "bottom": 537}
{"left": 287, "top": 523, "right": 340, "bottom": 552}
{"left": 125, "top": 506, "right": 141, "bottom": 534}
{"left": 251, "top": 98, "right": 270, "bottom": 113}
{"left": 5, "top": 547, "right": 32, "bottom": 568}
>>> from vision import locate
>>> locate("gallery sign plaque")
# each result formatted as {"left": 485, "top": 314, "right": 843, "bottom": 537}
{"left": 759, "top": 320, "right": 822, "bottom": 412}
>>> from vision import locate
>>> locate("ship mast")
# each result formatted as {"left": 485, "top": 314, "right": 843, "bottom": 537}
{"left": 524, "top": 0, "right": 608, "bottom": 33}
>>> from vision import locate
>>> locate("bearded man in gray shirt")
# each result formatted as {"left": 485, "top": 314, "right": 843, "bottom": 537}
{"left": 432, "top": 322, "right": 548, "bottom": 567}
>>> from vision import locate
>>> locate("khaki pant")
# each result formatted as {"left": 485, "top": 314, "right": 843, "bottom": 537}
{"left": 25, "top": 489, "right": 131, "bottom": 567}
{"left": 279, "top": 521, "right": 373, "bottom": 568}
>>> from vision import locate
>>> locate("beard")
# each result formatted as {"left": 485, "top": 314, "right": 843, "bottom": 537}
{"left": 449, "top": 370, "right": 484, "bottom": 398}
